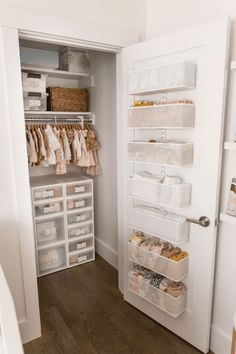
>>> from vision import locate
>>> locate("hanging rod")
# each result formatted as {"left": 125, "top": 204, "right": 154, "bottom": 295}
{"left": 24, "top": 115, "right": 95, "bottom": 125}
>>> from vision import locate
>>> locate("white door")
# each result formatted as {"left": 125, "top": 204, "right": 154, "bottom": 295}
{"left": 118, "top": 17, "right": 230, "bottom": 353}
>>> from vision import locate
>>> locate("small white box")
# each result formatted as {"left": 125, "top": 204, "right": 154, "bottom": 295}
{"left": 23, "top": 92, "right": 47, "bottom": 111}
{"left": 22, "top": 72, "right": 47, "bottom": 93}
{"left": 59, "top": 47, "right": 90, "bottom": 74}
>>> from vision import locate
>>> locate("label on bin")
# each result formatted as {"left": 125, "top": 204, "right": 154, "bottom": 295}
{"left": 76, "top": 214, "right": 86, "bottom": 222}
{"left": 75, "top": 200, "right": 85, "bottom": 208}
{"left": 75, "top": 186, "right": 85, "bottom": 193}
{"left": 44, "top": 227, "right": 56, "bottom": 236}
{"left": 44, "top": 206, "right": 55, "bottom": 214}
{"left": 29, "top": 99, "right": 41, "bottom": 107}
{"left": 77, "top": 242, "right": 87, "bottom": 250}
{"left": 77, "top": 255, "right": 87, "bottom": 263}
{"left": 43, "top": 190, "right": 54, "bottom": 198}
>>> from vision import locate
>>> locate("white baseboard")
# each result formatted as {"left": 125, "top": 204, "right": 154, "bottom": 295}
{"left": 210, "top": 324, "right": 231, "bottom": 354}
{"left": 95, "top": 237, "right": 118, "bottom": 269}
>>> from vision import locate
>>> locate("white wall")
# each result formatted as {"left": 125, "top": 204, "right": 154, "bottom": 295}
{"left": 146, "top": 2, "right": 236, "bottom": 354}
{"left": 2, "top": 0, "right": 146, "bottom": 41}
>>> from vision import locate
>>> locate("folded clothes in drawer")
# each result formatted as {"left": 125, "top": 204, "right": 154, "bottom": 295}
{"left": 128, "top": 141, "right": 193, "bottom": 166}
{"left": 129, "top": 174, "right": 191, "bottom": 208}
{"left": 128, "top": 61, "right": 196, "bottom": 94}
{"left": 66, "top": 182, "right": 92, "bottom": 196}
{"left": 128, "top": 232, "right": 188, "bottom": 281}
{"left": 67, "top": 196, "right": 92, "bottom": 211}
{"left": 68, "top": 222, "right": 93, "bottom": 238}
{"left": 67, "top": 210, "right": 93, "bottom": 225}
{"left": 36, "top": 217, "right": 65, "bottom": 246}
{"left": 69, "top": 237, "right": 93, "bottom": 252}
{"left": 33, "top": 186, "right": 63, "bottom": 201}
{"left": 128, "top": 267, "right": 186, "bottom": 317}
{"left": 128, "top": 205, "right": 189, "bottom": 244}
{"left": 69, "top": 250, "right": 94, "bottom": 266}
{"left": 38, "top": 245, "right": 66, "bottom": 274}
{"left": 34, "top": 201, "right": 63, "bottom": 218}
{"left": 128, "top": 103, "right": 194, "bottom": 128}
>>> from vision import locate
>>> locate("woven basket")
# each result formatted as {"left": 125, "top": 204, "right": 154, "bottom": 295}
{"left": 47, "top": 87, "right": 89, "bottom": 112}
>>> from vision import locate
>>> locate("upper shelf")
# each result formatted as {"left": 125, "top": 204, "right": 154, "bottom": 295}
{"left": 24, "top": 111, "right": 93, "bottom": 116}
{"left": 21, "top": 66, "right": 90, "bottom": 80}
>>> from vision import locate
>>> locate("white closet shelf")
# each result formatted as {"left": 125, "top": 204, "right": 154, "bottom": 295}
{"left": 220, "top": 213, "right": 236, "bottom": 224}
{"left": 24, "top": 111, "right": 93, "bottom": 116}
{"left": 224, "top": 142, "right": 236, "bottom": 150}
{"left": 129, "top": 86, "right": 195, "bottom": 96}
{"left": 21, "top": 65, "right": 90, "bottom": 79}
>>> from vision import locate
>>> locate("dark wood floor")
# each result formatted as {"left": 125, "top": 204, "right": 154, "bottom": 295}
{"left": 24, "top": 255, "right": 213, "bottom": 354}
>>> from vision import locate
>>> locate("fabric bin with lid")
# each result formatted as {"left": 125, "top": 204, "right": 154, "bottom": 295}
{"left": 128, "top": 103, "right": 194, "bottom": 128}
{"left": 22, "top": 72, "right": 47, "bottom": 93}
{"left": 128, "top": 141, "right": 193, "bottom": 166}
{"left": 59, "top": 47, "right": 90, "bottom": 74}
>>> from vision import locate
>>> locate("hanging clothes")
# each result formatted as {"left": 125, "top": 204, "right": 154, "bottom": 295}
{"left": 25, "top": 123, "right": 102, "bottom": 176}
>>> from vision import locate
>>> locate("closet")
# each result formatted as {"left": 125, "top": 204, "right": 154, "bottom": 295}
{"left": 20, "top": 39, "right": 117, "bottom": 275}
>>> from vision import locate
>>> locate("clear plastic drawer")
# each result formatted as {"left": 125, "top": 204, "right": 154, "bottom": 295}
{"left": 128, "top": 207, "right": 189, "bottom": 244}
{"left": 34, "top": 201, "right": 63, "bottom": 218}
{"left": 68, "top": 237, "right": 94, "bottom": 252}
{"left": 128, "top": 141, "right": 193, "bottom": 166}
{"left": 66, "top": 196, "right": 92, "bottom": 211}
{"left": 66, "top": 182, "right": 92, "bottom": 196}
{"left": 35, "top": 217, "right": 65, "bottom": 247}
{"left": 128, "top": 273, "right": 186, "bottom": 317}
{"left": 67, "top": 210, "right": 93, "bottom": 225}
{"left": 129, "top": 178, "right": 191, "bottom": 208}
{"left": 128, "top": 104, "right": 194, "bottom": 129}
{"left": 38, "top": 245, "right": 66, "bottom": 275}
{"left": 128, "top": 61, "right": 196, "bottom": 94}
{"left": 69, "top": 250, "right": 94, "bottom": 266}
{"left": 68, "top": 222, "right": 93, "bottom": 239}
{"left": 33, "top": 185, "right": 63, "bottom": 202}
{"left": 128, "top": 242, "right": 188, "bottom": 282}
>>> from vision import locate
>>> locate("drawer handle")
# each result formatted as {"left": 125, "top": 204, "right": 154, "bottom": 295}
{"left": 186, "top": 216, "right": 210, "bottom": 227}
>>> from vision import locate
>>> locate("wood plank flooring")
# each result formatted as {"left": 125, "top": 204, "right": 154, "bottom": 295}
{"left": 24, "top": 255, "right": 213, "bottom": 354}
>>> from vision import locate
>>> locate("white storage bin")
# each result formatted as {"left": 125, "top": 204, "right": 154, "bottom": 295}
{"left": 67, "top": 210, "right": 93, "bottom": 225}
{"left": 59, "top": 47, "right": 90, "bottom": 74}
{"left": 128, "top": 207, "right": 189, "bottom": 244}
{"left": 38, "top": 245, "right": 66, "bottom": 275}
{"left": 69, "top": 250, "right": 94, "bottom": 266}
{"left": 33, "top": 185, "right": 63, "bottom": 202}
{"left": 68, "top": 222, "right": 93, "bottom": 239}
{"left": 128, "top": 242, "right": 188, "bottom": 282}
{"left": 128, "top": 141, "right": 193, "bottom": 166}
{"left": 23, "top": 92, "right": 47, "bottom": 111}
{"left": 128, "top": 273, "right": 186, "bottom": 317}
{"left": 35, "top": 217, "right": 65, "bottom": 247}
{"left": 129, "top": 178, "right": 191, "bottom": 208}
{"left": 69, "top": 237, "right": 93, "bottom": 252}
{"left": 34, "top": 201, "right": 63, "bottom": 218}
{"left": 22, "top": 72, "right": 47, "bottom": 93}
{"left": 66, "top": 182, "right": 92, "bottom": 196}
{"left": 128, "top": 104, "right": 194, "bottom": 129}
{"left": 67, "top": 196, "right": 92, "bottom": 211}
{"left": 128, "top": 61, "right": 196, "bottom": 95}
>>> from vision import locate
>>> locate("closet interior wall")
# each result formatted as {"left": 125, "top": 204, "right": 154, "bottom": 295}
{"left": 21, "top": 39, "right": 117, "bottom": 268}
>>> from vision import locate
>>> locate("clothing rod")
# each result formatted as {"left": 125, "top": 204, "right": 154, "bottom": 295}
{"left": 24, "top": 118, "right": 93, "bottom": 123}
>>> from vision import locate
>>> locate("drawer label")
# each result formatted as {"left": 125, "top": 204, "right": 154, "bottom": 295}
{"left": 43, "top": 190, "right": 54, "bottom": 198}
{"left": 76, "top": 214, "right": 86, "bottom": 222}
{"left": 44, "top": 206, "right": 55, "bottom": 214}
{"left": 44, "top": 227, "right": 56, "bottom": 236}
{"left": 75, "top": 186, "right": 85, "bottom": 193}
{"left": 29, "top": 99, "right": 41, "bottom": 107}
{"left": 77, "top": 242, "right": 87, "bottom": 250}
{"left": 77, "top": 255, "right": 87, "bottom": 263}
{"left": 75, "top": 200, "right": 85, "bottom": 208}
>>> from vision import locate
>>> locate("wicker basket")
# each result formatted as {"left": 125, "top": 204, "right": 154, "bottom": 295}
{"left": 47, "top": 87, "right": 89, "bottom": 112}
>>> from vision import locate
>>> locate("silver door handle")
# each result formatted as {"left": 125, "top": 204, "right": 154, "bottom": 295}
{"left": 186, "top": 216, "right": 210, "bottom": 227}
